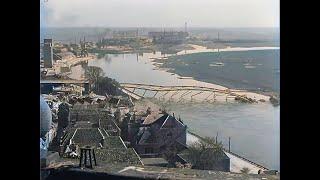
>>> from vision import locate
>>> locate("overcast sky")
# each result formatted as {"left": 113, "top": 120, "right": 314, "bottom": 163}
{"left": 41, "top": 0, "right": 279, "bottom": 28}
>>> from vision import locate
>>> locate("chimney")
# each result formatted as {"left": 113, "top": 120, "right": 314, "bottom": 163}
{"left": 43, "top": 39, "right": 53, "bottom": 68}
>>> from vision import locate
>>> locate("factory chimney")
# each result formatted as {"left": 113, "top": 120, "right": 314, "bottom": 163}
{"left": 43, "top": 39, "right": 53, "bottom": 68}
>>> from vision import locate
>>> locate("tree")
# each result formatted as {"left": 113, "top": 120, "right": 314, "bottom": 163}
{"left": 84, "top": 66, "right": 122, "bottom": 95}
{"left": 95, "top": 76, "right": 121, "bottom": 95}
{"left": 85, "top": 66, "right": 105, "bottom": 86}
{"left": 185, "top": 137, "right": 224, "bottom": 170}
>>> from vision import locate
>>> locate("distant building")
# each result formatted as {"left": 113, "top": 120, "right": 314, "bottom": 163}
{"left": 112, "top": 30, "right": 139, "bottom": 38}
{"left": 43, "top": 39, "right": 54, "bottom": 68}
{"left": 148, "top": 31, "right": 188, "bottom": 44}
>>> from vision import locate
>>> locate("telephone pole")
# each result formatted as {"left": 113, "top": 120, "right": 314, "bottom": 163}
{"left": 228, "top": 137, "right": 231, "bottom": 152}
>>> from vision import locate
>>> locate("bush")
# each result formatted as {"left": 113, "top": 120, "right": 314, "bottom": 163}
{"left": 185, "top": 137, "right": 225, "bottom": 170}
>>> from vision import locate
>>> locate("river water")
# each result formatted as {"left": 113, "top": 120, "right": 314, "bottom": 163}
{"left": 69, "top": 49, "right": 280, "bottom": 170}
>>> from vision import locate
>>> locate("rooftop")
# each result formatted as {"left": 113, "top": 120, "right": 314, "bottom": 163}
{"left": 142, "top": 111, "right": 164, "bottom": 125}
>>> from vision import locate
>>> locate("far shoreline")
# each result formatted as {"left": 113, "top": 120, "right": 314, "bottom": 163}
{"left": 68, "top": 44, "right": 280, "bottom": 104}
{"left": 150, "top": 45, "right": 280, "bottom": 100}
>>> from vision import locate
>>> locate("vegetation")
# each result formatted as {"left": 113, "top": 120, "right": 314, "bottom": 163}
{"left": 85, "top": 66, "right": 105, "bottom": 85}
{"left": 184, "top": 137, "right": 225, "bottom": 170}
{"left": 95, "top": 76, "right": 121, "bottom": 96}
{"left": 162, "top": 144, "right": 180, "bottom": 167}
{"left": 85, "top": 66, "right": 121, "bottom": 96}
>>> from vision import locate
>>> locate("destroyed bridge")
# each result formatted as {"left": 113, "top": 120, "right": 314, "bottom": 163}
{"left": 119, "top": 83, "right": 257, "bottom": 103}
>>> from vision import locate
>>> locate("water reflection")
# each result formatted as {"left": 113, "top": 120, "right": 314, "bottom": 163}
{"left": 103, "top": 54, "right": 112, "bottom": 64}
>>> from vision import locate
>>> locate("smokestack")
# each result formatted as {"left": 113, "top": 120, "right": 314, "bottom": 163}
{"left": 43, "top": 39, "right": 53, "bottom": 68}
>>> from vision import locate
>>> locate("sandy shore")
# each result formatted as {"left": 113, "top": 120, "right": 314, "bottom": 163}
{"left": 145, "top": 44, "right": 280, "bottom": 103}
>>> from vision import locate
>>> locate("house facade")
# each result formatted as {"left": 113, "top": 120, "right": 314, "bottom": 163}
{"left": 128, "top": 111, "right": 187, "bottom": 157}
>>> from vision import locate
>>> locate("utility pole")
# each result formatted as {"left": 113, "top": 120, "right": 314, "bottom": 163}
{"left": 228, "top": 137, "right": 231, "bottom": 152}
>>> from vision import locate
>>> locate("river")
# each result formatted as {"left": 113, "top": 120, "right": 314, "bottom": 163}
{"left": 69, "top": 48, "right": 280, "bottom": 170}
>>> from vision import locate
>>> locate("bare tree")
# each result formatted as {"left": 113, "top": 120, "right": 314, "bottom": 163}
{"left": 85, "top": 66, "right": 105, "bottom": 85}
{"left": 85, "top": 66, "right": 105, "bottom": 92}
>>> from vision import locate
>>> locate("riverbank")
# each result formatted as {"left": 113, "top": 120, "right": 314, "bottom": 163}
{"left": 69, "top": 44, "right": 279, "bottom": 103}
{"left": 53, "top": 55, "right": 96, "bottom": 77}
{"left": 148, "top": 45, "right": 279, "bottom": 103}
{"left": 153, "top": 48, "right": 279, "bottom": 95}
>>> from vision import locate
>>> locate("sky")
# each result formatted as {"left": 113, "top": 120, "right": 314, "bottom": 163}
{"left": 41, "top": 0, "right": 279, "bottom": 28}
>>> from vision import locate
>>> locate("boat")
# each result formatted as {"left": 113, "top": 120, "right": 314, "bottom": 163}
{"left": 177, "top": 76, "right": 193, "bottom": 79}
{"left": 210, "top": 62, "right": 224, "bottom": 67}
{"left": 215, "top": 62, "right": 224, "bottom": 66}
{"left": 244, "top": 65, "right": 256, "bottom": 69}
